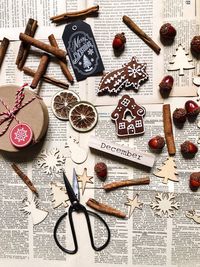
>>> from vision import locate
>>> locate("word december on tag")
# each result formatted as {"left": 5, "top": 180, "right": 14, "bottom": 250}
{"left": 62, "top": 20, "right": 104, "bottom": 81}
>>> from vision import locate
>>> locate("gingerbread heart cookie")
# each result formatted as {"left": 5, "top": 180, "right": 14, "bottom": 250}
{"left": 111, "top": 95, "right": 146, "bottom": 137}
{"left": 98, "top": 57, "right": 148, "bottom": 95}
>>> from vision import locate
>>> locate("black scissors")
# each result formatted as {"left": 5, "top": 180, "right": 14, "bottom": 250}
{"left": 54, "top": 169, "right": 111, "bottom": 254}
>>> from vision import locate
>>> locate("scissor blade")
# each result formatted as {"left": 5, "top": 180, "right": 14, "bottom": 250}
{"left": 72, "top": 168, "right": 80, "bottom": 201}
{"left": 63, "top": 171, "right": 78, "bottom": 204}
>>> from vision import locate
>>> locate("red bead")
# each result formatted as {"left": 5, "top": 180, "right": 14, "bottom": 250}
{"left": 185, "top": 100, "right": 200, "bottom": 117}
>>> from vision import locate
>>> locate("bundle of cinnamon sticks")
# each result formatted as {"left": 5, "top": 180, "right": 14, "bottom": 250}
{"left": 16, "top": 18, "right": 74, "bottom": 89}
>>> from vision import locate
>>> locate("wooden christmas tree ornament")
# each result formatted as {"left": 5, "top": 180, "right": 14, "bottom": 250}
{"left": 168, "top": 44, "right": 195, "bottom": 76}
{"left": 0, "top": 84, "right": 48, "bottom": 152}
{"left": 154, "top": 157, "right": 179, "bottom": 184}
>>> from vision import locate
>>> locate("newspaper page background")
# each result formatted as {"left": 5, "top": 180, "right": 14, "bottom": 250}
{"left": 0, "top": 0, "right": 85, "bottom": 39}
{"left": 0, "top": 0, "right": 199, "bottom": 267}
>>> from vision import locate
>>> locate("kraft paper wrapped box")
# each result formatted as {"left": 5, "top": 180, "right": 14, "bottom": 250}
{"left": 0, "top": 84, "right": 48, "bottom": 152}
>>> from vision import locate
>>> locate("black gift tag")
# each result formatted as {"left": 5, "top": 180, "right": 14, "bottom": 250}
{"left": 62, "top": 20, "right": 104, "bottom": 81}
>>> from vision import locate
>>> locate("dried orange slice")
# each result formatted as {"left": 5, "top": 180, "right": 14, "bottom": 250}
{"left": 51, "top": 90, "right": 80, "bottom": 120}
{"left": 69, "top": 101, "right": 98, "bottom": 132}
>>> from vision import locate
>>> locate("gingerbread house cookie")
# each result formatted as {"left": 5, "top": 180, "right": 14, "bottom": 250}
{"left": 98, "top": 57, "right": 148, "bottom": 95}
{"left": 111, "top": 95, "right": 146, "bottom": 137}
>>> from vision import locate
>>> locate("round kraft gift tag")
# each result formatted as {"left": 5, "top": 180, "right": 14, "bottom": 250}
{"left": 9, "top": 123, "right": 33, "bottom": 148}
{"left": 0, "top": 84, "right": 49, "bottom": 153}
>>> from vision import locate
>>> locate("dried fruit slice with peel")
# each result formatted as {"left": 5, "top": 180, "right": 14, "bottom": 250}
{"left": 69, "top": 101, "right": 98, "bottom": 132}
{"left": 51, "top": 90, "right": 80, "bottom": 120}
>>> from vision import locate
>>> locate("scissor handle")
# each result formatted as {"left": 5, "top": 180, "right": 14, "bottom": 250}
{"left": 83, "top": 208, "right": 111, "bottom": 251}
{"left": 53, "top": 203, "right": 110, "bottom": 254}
{"left": 54, "top": 209, "right": 78, "bottom": 254}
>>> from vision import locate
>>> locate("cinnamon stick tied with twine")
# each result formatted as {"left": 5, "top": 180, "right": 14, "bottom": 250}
{"left": 11, "top": 163, "right": 38, "bottom": 196}
{"left": 50, "top": 5, "right": 99, "bottom": 23}
{"left": 19, "top": 33, "right": 67, "bottom": 60}
{"left": 30, "top": 53, "right": 50, "bottom": 89}
{"left": 103, "top": 177, "right": 150, "bottom": 191}
{"left": 23, "top": 66, "right": 69, "bottom": 89}
{"left": 86, "top": 198, "right": 126, "bottom": 218}
{"left": 0, "top": 37, "right": 10, "bottom": 68}
{"left": 48, "top": 34, "right": 74, "bottom": 84}
{"left": 123, "top": 15, "right": 161, "bottom": 55}
{"left": 16, "top": 18, "right": 38, "bottom": 69}
{"left": 163, "top": 104, "right": 176, "bottom": 155}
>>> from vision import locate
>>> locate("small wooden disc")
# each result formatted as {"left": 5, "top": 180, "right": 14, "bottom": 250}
{"left": 10, "top": 123, "right": 33, "bottom": 148}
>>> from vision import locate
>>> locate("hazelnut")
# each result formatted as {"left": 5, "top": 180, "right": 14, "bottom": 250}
{"left": 185, "top": 100, "right": 200, "bottom": 117}
{"left": 94, "top": 162, "right": 107, "bottom": 181}
{"left": 191, "top": 36, "right": 200, "bottom": 55}
{"left": 173, "top": 108, "right": 187, "bottom": 124}
{"left": 189, "top": 172, "right": 200, "bottom": 191}
{"left": 159, "top": 23, "right": 176, "bottom": 43}
{"left": 112, "top": 33, "right": 126, "bottom": 52}
{"left": 148, "top": 136, "right": 165, "bottom": 150}
{"left": 180, "top": 141, "right": 198, "bottom": 158}
{"left": 159, "top": 75, "right": 174, "bottom": 98}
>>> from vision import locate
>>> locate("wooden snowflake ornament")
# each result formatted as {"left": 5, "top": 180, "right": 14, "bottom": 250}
{"left": 98, "top": 57, "right": 148, "bottom": 95}
{"left": 125, "top": 194, "right": 143, "bottom": 218}
{"left": 37, "top": 148, "right": 66, "bottom": 175}
{"left": 77, "top": 168, "right": 93, "bottom": 194}
{"left": 150, "top": 192, "right": 179, "bottom": 217}
{"left": 154, "top": 157, "right": 179, "bottom": 184}
{"left": 168, "top": 44, "right": 195, "bottom": 76}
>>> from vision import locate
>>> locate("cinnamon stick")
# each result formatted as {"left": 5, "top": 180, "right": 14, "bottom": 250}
{"left": 163, "top": 104, "right": 176, "bottom": 155}
{"left": 0, "top": 37, "right": 10, "bottom": 68}
{"left": 19, "top": 33, "right": 67, "bottom": 60}
{"left": 16, "top": 18, "right": 38, "bottom": 69}
{"left": 30, "top": 53, "right": 50, "bottom": 89}
{"left": 11, "top": 163, "right": 38, "bottom": 195}
{"left": 123, "top": 15, "right": 161, "bottom": 55}
{"left": 48, "top": 34, "right": 74, "bottom": 84}
{"left": 103, "top": 177, "right": 150, "bottom": 191}
{"left": 23, "top": 66, "right": 69, "bottom": 89}
{"left": 50, "top": 5, "right": 99, "bottom": 23}
{"left": 86, "top": 198, "right": 126, "bottom": 218}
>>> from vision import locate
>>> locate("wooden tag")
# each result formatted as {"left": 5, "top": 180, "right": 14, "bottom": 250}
{"left": 88, "top": 136, "right": 155, "bottom": 168}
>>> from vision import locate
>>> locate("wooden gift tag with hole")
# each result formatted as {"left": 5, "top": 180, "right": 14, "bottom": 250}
{"left": 88, "top": 136, "right": 155, "bottom": 168}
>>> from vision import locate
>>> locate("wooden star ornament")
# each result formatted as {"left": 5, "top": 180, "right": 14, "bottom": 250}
{"left": 77, "top": 168, "right": 93, "bottom": 194}
{"left": 125, "top": 194, "right": 143, "bottom": 218}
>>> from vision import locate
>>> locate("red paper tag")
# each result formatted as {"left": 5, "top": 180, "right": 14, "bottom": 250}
{"left": 9, "top": 123, "right": 33, "bottom": 148}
